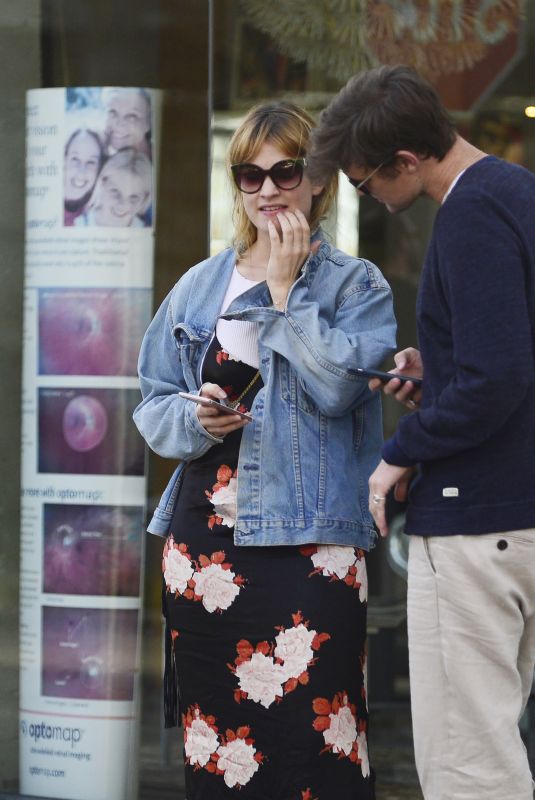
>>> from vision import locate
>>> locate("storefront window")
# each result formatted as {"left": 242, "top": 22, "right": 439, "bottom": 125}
{"left": 1, "top": 2, "right": 533, "bottom": 798}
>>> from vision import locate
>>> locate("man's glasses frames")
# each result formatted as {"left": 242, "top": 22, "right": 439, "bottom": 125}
{"left": 347, "top": 160, "right": 388, "bottom": 196}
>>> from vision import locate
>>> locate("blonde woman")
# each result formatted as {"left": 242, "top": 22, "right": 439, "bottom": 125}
{"left": 134, "top": 102, "right": 396, "bottom": 799}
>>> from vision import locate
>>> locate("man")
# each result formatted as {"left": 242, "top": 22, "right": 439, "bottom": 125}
{"left": 308, "top": 64, "right": 535, "bottom": 800}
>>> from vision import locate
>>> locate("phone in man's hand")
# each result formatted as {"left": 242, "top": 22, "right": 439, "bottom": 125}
{"left": 356, "top": 368, "right": 422, "bottom": 387}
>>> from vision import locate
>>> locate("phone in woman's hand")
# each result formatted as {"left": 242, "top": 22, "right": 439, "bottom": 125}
{"left": 178, "top": 392, "right": 252, "bottom": 419}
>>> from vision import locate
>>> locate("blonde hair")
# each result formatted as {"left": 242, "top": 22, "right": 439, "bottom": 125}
{"left": 226, "top": 102, "right": 338, "bottom": 254}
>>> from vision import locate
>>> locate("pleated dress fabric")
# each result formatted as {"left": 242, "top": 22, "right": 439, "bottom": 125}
{"left": 162, "top": 334, "right": 374, "bottom": 800}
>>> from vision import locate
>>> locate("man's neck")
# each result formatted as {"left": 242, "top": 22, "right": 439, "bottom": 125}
{"left": 421, "top": 137, "right": 487, "bottom": 204}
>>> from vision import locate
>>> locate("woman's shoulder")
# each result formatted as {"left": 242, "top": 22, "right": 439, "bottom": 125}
{"left": 167, "top": 247, "right": 236, "bottom": 307}
{"left": 187, "top": 246, "right": 236, "bottom": 277}
{"left": 315, "top": 238, "right": 390, "bottom": 291}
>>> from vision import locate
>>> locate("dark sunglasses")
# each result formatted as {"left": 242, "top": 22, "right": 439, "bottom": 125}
{"left": 231, "top": 158, "right": 307, "bottom": 194}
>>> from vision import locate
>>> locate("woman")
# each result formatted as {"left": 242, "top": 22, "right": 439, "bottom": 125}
{"left": 133, "top": 102, "right": 396, "bottom": 800}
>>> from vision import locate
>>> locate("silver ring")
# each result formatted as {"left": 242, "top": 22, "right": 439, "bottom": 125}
{"left": 408, "top": 399, "right": 417, "bottom": 408}
{"left": 372, "top": 494, "right": 386, "bottom": 504}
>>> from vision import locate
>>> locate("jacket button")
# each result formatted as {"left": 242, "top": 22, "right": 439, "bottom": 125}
{"left": 497, "top": 539, "right": 508, "bottom": 551}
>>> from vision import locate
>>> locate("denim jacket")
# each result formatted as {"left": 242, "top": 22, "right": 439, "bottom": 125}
{"left": 133, "top": 234, "right": 396, "bottom": 549}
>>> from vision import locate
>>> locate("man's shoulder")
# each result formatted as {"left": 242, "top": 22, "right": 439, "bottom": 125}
{"left": 440, "top": 157, "right": 535, "bottom": 225}
{"left": 461, "top": 155, "right": 535, "bottom": 196}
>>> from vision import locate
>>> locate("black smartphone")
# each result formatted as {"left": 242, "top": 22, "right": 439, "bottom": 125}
{"left": 356, "top": 368, "right": 422, "bottom": 387}
{"left": 178, "top": 392, "right": 252, "bottom": 420}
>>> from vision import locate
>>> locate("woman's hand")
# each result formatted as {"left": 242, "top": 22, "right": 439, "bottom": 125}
{"left": 195, "top": 383, "right": 250, "bottom": 437}
{"left": 368, "top": 347, "right": 423, "bottom": 409}
{"left": 266, "top": 209, "right": 316, "bottom": 309}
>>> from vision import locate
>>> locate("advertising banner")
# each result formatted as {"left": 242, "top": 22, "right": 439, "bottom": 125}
{"left": 20, "top": 86, "right": 161, "bottom": 800}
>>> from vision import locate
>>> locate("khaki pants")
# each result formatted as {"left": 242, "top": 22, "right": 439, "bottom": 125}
{"left": 408, "top": 532, "right": 535, "bottom": 800}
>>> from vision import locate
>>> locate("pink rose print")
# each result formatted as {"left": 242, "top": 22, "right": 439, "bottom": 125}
{"left": 190, "top": 551, "right": 246, "bottom": 613}
{"left": 162, "top": 536, "right": 194, "bottom": 595}
{"left": 164, "top": 543, "right": 245, "bottom": 613}
{"left": 216, "top": 729, "right": 263, "bottom": 788}
{"left": 312, "top": 692, "right": 370, "bottom": 776}
{"left": 183, "top": 706, "right": 264, "bottom": 789}
{"left": 301, "top": 790, "right": 319, "bottom": 800}
{"left": 205, "top": 464, "right": 238, "bottom": 529}
{"left": 230, "top": 611, "right": 330, "bottom": 706}
{"left": 300, "top": 544, "right": 368, "bottom": 602}
{"left": 234, "top": 650, "right": 285, "bottom": 709}
{"left": 183, "top": 706, "right": 219, "bottom": 769}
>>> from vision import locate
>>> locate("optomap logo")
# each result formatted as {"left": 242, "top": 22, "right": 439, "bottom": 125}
{"left": 20, "top": 719, "right": 83, "bottom": 749}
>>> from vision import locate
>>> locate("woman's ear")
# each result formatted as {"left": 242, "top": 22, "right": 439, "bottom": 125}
{"left": 311, "top": 184, "right": 325, "bottom": 197}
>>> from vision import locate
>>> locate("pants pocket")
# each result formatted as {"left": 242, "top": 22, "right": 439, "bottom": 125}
{"left": 422, "top": 537, "right": 437, "bottom": 575}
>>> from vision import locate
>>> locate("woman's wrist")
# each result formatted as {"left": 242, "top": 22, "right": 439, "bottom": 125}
{"left": 269, "top": 285, "right": 289, "bottom": 310}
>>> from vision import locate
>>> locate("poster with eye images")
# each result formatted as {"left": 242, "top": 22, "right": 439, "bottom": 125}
{"left": 20, "top": 87, "right": 161, "bottom": 800}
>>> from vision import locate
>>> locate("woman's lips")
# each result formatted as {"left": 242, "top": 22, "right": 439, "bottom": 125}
{"left": 259, "top": 205, "right": 287, "bottom": 217}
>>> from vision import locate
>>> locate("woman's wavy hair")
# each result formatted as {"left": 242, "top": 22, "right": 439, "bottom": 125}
{"left": 227, "top": 102, "right": 338, "bottom": 254}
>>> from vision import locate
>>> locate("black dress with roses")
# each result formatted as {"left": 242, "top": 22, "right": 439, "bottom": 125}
{"left": 162, "top": 336, "right": 374, "bottom": 800}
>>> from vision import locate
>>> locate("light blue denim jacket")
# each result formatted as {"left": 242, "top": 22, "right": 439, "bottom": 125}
{"left": 133, "top": 234, "right": 396, "bottom": 549}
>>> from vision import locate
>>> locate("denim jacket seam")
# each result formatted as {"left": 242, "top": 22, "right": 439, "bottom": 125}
{"left": 284, "top": 315, "right": 361, "bottom": 380}
{"left": 339, "top": 283, "right": 391, "bottom": 307}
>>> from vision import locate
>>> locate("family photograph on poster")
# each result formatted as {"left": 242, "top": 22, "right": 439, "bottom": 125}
{"left": 63, "top": 87, "right": 154, "bottom": 228}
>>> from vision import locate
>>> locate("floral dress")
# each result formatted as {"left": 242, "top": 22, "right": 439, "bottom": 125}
{"left": 162, "top": 335, "right": 374, "bottom": 800}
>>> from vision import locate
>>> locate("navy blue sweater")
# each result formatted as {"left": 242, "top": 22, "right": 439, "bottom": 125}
{"left": 383, "top": 156, "right": 535, "bottom": 536}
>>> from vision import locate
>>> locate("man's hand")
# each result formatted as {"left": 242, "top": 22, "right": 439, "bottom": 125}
{"left": 368, "top": 460, "right": 414, "bottom": 537}
{"left": 368, "top": 347, "right": 423, "bottom": 409}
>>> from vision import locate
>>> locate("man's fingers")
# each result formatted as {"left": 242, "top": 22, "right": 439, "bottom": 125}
{"left": 394, "top": 473, "right": 411, "bottom": 502}
{"left": 368, "top": 491, "right": 389, "bottom": 537}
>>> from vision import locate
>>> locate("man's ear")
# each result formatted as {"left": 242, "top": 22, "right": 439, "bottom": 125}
{"left": 394, "top": 150, "right": 421, "bottom": 173}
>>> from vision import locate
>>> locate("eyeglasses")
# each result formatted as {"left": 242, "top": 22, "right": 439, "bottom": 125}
{"left": 347, "top": 161, "right": 387, "bottom": 195}
{"left": 231, "top": 158, "right": 307, "bottom": 194}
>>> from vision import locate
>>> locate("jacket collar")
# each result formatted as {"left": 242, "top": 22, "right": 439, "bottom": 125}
{"left": 222, "top": 230, "right": 331, "bottom": 319}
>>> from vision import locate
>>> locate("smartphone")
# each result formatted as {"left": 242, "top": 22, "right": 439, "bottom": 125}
{"left": 356, "top": 368, "right": 422, "bottom": 387}
{"left": 178, "top": 392, "right": 252, "bottom": 420}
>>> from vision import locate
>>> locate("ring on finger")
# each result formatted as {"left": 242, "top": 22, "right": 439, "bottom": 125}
{"left": 372, "top": 494, "right": 386, "bottom": 505}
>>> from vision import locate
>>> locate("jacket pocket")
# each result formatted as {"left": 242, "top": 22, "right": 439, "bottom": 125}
{"left": 278, "top": 358, "right": 317, "bottom": 414}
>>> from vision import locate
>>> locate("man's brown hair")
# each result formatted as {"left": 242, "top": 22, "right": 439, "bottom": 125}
{"left": 308, "top": 64, "right": 456, "bottom": 184}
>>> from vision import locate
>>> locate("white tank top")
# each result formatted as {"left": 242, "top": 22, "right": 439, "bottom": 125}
{"left": 215, "top": 265, "right": 261, "bottom": 369}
